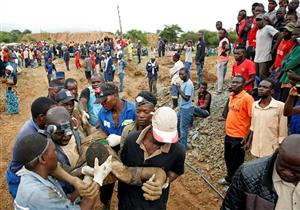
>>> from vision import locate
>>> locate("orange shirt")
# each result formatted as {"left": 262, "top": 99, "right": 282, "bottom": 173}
{"left": 3, "top": 51, "right": 9, "bottom": 62}
{"left": 226, "top": 90, "right": 254, "bottom": 138}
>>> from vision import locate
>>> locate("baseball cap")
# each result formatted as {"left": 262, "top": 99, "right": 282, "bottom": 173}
{"left": 152, "top": 107, "right": 179, "bottom": 144}
{"left": 55, "top": 89, "right": 78, "bottom": 103}
{"left": 283, "top": 22, "right": 296, "bottom": 32}
{"left": 256, "top": 14, "right": 264, "bottom": 20}
{"left": 95, "top": 82, "right": 118, "bottom": 104}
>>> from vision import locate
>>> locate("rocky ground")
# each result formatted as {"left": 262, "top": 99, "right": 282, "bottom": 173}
{"left": 0, "top": 52, "right": 235, "bottom": 209}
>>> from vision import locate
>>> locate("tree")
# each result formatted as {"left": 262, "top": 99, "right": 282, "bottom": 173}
{"left": 179, "top": 31, "right": 198, "bottom": 44}
{"left": 126, "top": 29, "right": 148, "bottom": 45}
{"left": 22, "top": 29, "right": 32, "bottom": 35}
{"left": 159, "top": 24, "right": 183, "bottom": 43}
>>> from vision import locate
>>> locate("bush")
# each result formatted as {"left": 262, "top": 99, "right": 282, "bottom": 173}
{"left": 126, "top": 30, "right": 148, "bottom": 45}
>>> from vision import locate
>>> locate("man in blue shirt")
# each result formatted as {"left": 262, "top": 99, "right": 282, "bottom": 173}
{"left": 45, "top": 58, "right": 56, "bottom": 85}
{"left": 176, "top": 67, "right": 194, "bottom": 148}
{"left": 6, "top": 97, "right": 56, "bottom": 198}
{"left": 96, "top": 82, "right": 135, "bottom": 209}
{"left": 14, "top": 133, "right": 98, "bottom": 210}
{"left": 146, "top": 57, "right": 159, "bottom": 95}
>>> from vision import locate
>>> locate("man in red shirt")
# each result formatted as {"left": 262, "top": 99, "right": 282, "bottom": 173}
{"left": 236, "top": 9, "right": 248, "bottom": 48}
{"left": 273, "top": 22, "right": 296, "bottom": 70}
{"left": 232, "top": 47, "right": 256, "bottom": 93}
{"left": 246, "top": 3, "right": 264, "bottom": 60}
{"left": 75, "top": 49, "right": 81, "bottom": 69}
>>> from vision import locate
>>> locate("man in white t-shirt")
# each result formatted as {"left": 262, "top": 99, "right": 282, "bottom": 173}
{"left": 169, "top": 53, "right": 185, "bottom": 108}
{"left": 181, "top": 40, "right": 193, "bottom": 79}
{"left": 254, "top": 14, "right": 280, "bottom": 80}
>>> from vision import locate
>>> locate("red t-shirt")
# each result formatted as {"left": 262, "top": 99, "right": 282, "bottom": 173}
{"left": 232, "top": 59, "right": 256, "bottom": 91}
{"left": 238, "top": 19, "right": 246, "bottom": 45}
{"left": 274, "top": 39, "right": 296, "bottom": 68}
{"left": 247, "top": 17, "right": 258, "bottom": 47}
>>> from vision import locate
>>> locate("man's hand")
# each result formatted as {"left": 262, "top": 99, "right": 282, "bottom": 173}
{"left": 289, "top": 86, "right": 298, "bottom": 97}
{"left": 73, "top": 177, "right": 99, "bottom": 198}
{"left": 288, "top": 70, "right": 300, "bottom": 82}
{"left": 93, "top": 156, "right": 112, "bottom": 186}
{"left": 82, "top": 111, "right": 90, "bottom": 125}
{"left": 142, "top": 174, "right": 164, "bottom": 201}
{"left": 107, "top": 134, "right": 121, "bottom": 147}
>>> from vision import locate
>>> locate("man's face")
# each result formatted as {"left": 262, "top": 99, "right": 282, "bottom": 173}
{"left": 233, "top": 49, "right": 244, "bottom": 62}
{"left": 258, "top": 80, "right": 273, "bottom": 98}
{"left": 279, "top": 0, "right": 288, "bottom": 7}
{"left": 254, "top": 6, "right": 264, "bottom": 16}
{"left": 282, "top": 29, "right": 292, "bottom": 39}
{"left": 218, "top": 30, "right": 225, "bottom": 39}
{"left": 276, "top": 147, "right": 300, "bottom": 183}
{"left": 91, "top": 78, "right": 102, "bottom": 90}
{"left": 59, "top": 100, "right": 75, "bottom": 115}
{"left": 136, "top": 104, "right": 154, "bottom": 127}
{"left": 216, "top": 22, "right": 222, "bottom": 30}
{"left": 172, "top": 55, "right": 179, "bottom": 62}
{"left": 276, "top": 11, "right": 285, "bottom": 20}
{"left": 231, "top": 77, "right": 244, "bottom": 94}
{"left": 51, "top": 121, "right": 72, "bottom": 146}
{"left": 238, "top": 11, "right": 246, "bottom": 22}
{"left": 101, "top": 94, "right": 117, "bottom": 111}
{"left": 66, "top": 83, "right": 78, "bottom": 99}
{"left": 256, "top": 18, "right": 264, "bottom": 29}
{"left": 288, "top": 0, "right": 299, "bottom": 10}
{"left": 44, "top": 142, "right": 58, "bottom": 172}
{"left": 179, "top": 70, "right": 187, "bottom": 81}
{"left": 48, "top": 87, "right": 59, "bottom": 100}
{"left": 285, "top": 14, "right": 297, "bottom": 24}
{"left": 200, "top": 85, "right": 207, "bottom": 94}
{"left": 268, "top": 1, "right": 277, "bottom": 11}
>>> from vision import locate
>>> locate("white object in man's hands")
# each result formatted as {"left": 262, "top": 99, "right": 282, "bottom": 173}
{"left": 107, "top": 134, "right": 121, "bottom": 147}
{"left": 82, "top": 111, "right": 90, "bottom": 125}
{"left": 93, "top": 156, "right": 112, "bottom": 186}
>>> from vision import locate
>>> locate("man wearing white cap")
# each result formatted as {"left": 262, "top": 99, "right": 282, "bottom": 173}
{"left": 119, "top": 106, "right": 186, "bottom": 210}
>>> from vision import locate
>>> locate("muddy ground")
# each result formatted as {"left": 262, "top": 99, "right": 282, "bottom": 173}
{"left": 0, "top": 52, "right": 234, "bottom": 210}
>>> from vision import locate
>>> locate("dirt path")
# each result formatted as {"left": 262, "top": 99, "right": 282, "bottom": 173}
{"left": 0, "top": 54, "right": 226, "bottom": 209}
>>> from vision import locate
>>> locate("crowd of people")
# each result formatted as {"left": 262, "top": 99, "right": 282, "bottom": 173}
{"left": 1, "top": 0, "right": 300, "bottom": 209}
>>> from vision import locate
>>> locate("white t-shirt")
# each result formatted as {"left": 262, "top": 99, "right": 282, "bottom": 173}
{"left": 170, "top": 60, "right": 185, "bottom": 85}
{"left": 254, "top": 25, "right": 278, "bottom": 63}
{"left": 185, "top": 47, "right": 193, "bottom": 63}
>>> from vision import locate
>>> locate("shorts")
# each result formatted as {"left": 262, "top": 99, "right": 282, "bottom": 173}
{"left": 85, "top": 71, "right": 91, "bottom": 79}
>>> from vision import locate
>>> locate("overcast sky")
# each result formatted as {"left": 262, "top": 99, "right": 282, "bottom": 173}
{"left": 1, "top": 0, "right": 295, "bottom": 33}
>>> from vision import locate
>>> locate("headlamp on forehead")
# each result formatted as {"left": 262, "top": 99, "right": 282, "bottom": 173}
{"left": 135, "top": 96, "right": 153, "bottom": 106}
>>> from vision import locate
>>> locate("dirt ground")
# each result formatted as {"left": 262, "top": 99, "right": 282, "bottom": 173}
{"left": 0, "top": 53, "right": 233, "bottom": 210}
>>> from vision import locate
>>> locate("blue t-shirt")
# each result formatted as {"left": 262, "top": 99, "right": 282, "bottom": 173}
{"left": 98, "top": 100, "right": 136, "bottom": 135}
{"left": 45, "top": 63, "right": 56, "bottom": 75}
{"left": 118, "top": 59, "right": 127, "bottom": 74}
{"left": 179, "top": 79, "right": 194, "bottom": 109}
{"left": 11, "top": 119, "right": 40, "bottom": 173}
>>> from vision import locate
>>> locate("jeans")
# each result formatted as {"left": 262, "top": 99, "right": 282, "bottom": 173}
{"left": 118, "top": 73, "right": 124, "bottom": 92}
{"left": 196, "top": 63, "right": 203, "bottom": 88}
{"left": 224, "top": 135, "right": 245, "bottom": 183}
{"left": 177, "top": 107, "right": 194, "bottom": 148}
{"left": 193, "top": 107, "right": 209, "bottom": 118}
{"left": 185, "top": 62, "right": 192, "bottom": 79}
{"left": 216, "top": 61, "right": 228, "bottom": 93}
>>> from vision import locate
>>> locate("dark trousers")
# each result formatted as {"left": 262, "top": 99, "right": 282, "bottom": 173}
{"left": 100, "top": 183, "right": 114, "bottom": 206}
{"left": 224, "top": 135, "right": 245, "bottom": 183}
{"left": 65, "top": 60, "right": 70, "bottom": 70}
{"left": 137, "top": 53, "right": 141, "bottom": 64}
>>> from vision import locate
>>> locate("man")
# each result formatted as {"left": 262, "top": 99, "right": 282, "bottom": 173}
{"left": 47, "top": 79, "right": 64, "bottom": 101}
{"left": 287, "top": 0, "right": 300, "bottom": 25}
{"left": 219, "top": 76, "right": 254, "bottom": 185}
{"left": 221, "top": 134, "right": 300, "bottom": 210}
{"left": 236, "top": 10, "right": 248, "bottom": 48}
{"left": 255, "top": 13, "right": 281, "bottom": 80}
{"left": 14, "top": 133, "right": 98, "bottom": 210}
{"left": 182, "top": 40, "right": 193, "bottom": 79}
{"left": 284, "top": 86, "right": 300, "bottom": 134}
{"left": 118, "top": 54, "right": 127, "bottom": 92}
{"left": 6, "top": 97, "right": 56, "bottom": 198}
{"left": 193, "top": 82, "right": 211, "bottom": 118}
{"left": 45, "top": 58, "right": 56, "bottom": 85}
{"left": 83, "top": 55, "right": 92, "bottom": 83}
{"left": 79, "top": 74, "right": 104, "bottom": 127}
{"left": 169, "top": 53, "right": 185, "bottom": 108}
{"left": 136, "top": 40, "right": 142, "bottom": 64}
{"left": 244, "top": 79, "right": 287, "bottom": 158}
{"left": 63, "top": 47, "right": 70, "bottom": 71}
{"left": 104, "top": 53, "right": 114, "bottom": 82}
{"left": 216, "top": 21, "right": 228, "bottom": 38}
{"left": 177, "top": 67, "right": 194, "bottom": 148}
{"left": 96, "top": 82, "right": 135, "bottom": 208}
{"left": 195, "top": 31, "right": 206, "bottom": 89}
{"left": 267, "top": 0, "right": 278, "bottom": 25}
{"left": 75, "top": 49, "right": 81, "bottom": 69}
{"left": 216, "top": 29, "right": 230, "bottom": 94}
{"left": 246, "top": 3, "right": 263, "bottom": 60}
{"left": 157, "top": 37, "right": 166, "bottom": 57}
{"left": 64, "top": 78, "right": 79, "bottom": 99}
{"left": 127, "top": 40, "right": 133, "bottom": 61}
{"left": 146, "top": 57, "right": 159, "bottom": 95}
{"left": 232, "top": 47, "right": 256, "bottom": 93}
{"left": 119, "top": 106, "right": 186, "bottom": 210}
{"left": 274, "top": 7, "right": 286, "bottom": 31}
{"left": 121, "top": 91, "right": 157, "bottom": 147}
{"left": 279, "top": 26, "right": 300, "bottom": 102}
